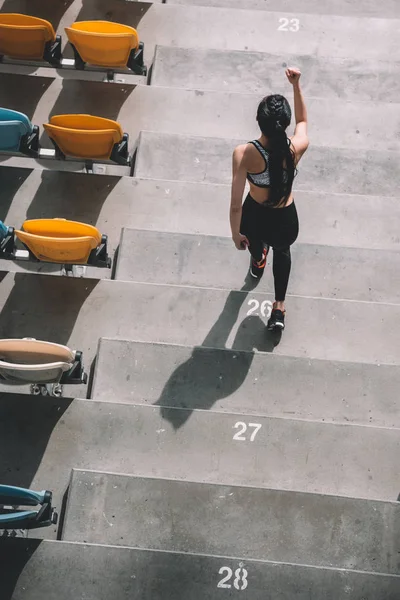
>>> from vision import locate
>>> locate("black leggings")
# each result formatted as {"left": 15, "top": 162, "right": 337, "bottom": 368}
{"left": 240, "top": 194, "right": 299, "bottom": 301}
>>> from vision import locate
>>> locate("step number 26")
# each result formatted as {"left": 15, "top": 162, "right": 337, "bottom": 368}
{"left": 218, "top": 565, "right": 248, "bottom": 590}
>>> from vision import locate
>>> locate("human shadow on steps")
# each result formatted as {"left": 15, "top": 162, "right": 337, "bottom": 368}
{"left": 0, "top": 538, "right": 43, "bottom": 600}
{"left": 154, "top": 275, "right": 281, "bottom": 429}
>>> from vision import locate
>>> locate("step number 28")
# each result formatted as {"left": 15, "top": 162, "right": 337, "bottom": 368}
{"left": 218, "top": 565, "right": 248, "bottom": 590}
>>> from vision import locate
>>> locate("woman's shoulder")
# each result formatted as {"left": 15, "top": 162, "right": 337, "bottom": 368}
{"left": 233, "top": 142, "right": 260, "bottom": 159}
{"left": 232, "top": 142, "right": 252, "bottom": 166}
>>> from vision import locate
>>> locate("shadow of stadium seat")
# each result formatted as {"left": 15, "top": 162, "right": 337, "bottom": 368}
{"left": 0, "top": 338, "right": 86, "bottom": 389}
{"left": 43, "top": 114, "right": 130, "bottom": 165}
{"left": 0, "top": 107, "right": 39, "bottom": 155}
{"left": 14, "top": 218, "right": 111, "bottom": 267}
{"left": 0, "top": 484, "right": 57, "bottom": 530}
{"left": 65, "top": 20, "right": 146, "bottom": 75}
{"left": 0, "top": 13, "right": 61, "bottom": 64}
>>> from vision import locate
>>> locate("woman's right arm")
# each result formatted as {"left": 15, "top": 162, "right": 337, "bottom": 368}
{"left": 286, "top": 68, "right": 309, "bottom": 163}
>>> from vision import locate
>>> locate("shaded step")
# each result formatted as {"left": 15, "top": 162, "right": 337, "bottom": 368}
{"left": 2, "top": 538, "right": 399, "bottom": 600}
{"left": 152, "top": 46, "right": 400, "bottom": 100}
{"left": 63, "top": 470, "right": 400, "bottom": 574}
{"left": 92, "top": 338, "right": 400, "bottom": 429}
{"left": 1, "top": 74, "right": 400, "bottom": 153}
{"left": 0, "top": 61, "right": 145, "bottom": 85}
{"left": 165, "top": 0, "right": 400, "bottom": 17}
{"left": 2, "top": 167, "right": 400, "bottom": 253}
{"left": 116, "top": 229, "right": 400, "bottom": 303}
{"left": 2, "top": 272, "right": 400, "bottom": 369}
{"left": 135, "top": 131, "right": 400, "bottom": 197}
{"left": 1, "top": 395, "right": 400, "bottom": 513}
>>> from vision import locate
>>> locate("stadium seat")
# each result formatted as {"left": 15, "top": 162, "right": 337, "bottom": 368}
{"left": 15, "top": 218, "right": 111, "bottom": 267}
{"left": 0, "top": 484, "right": 57, "bottom": 530}
{"left": 0, "top": 337, "right": 87, "bottom": 397}
{"left": 0, "top": 107, "right": 39, "bottom": 155}
{"left": 43, "top": 114, "right": 130, "bottom": 165}
{"left": 0, "top": 13, "right": 61, "bottom": 64}
{"left": 0, "top": 221, "right": 9, "bottom": 240}
{"left": 65, "top": 20, "right": 146, "bottom": 75}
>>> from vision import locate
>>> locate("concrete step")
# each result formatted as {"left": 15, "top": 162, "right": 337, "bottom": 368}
{"left": 2, "top": 272, "right": 400, "bottom": 370}
{"left": 1, "top": 395, "right": 399, "bottom": 512}
{"left": 0, "top": 61, "right": 146, "bottom": 85}
{"left": 2, "top": 539, "right": 399, "bottom": 600}
{"left": 2, "top": 168, "right": 400, "bottom": 255}
{"left": 152, "top": 46, "right": 400, "bottom": 100}
{"left": 63, "top": 469, "right": 400, "bottom": 574}
{"left": 2, "top": 1, "right": 400, "bottom": 62}
{"left": 165, "top": 0, "right": 400, "bottom": 18}
{"left": 115, "top": 229, "right": 400, "bottom": 303}
{"left": 92, "top": 338, "right": 400, "bottom": 429}
{"left": 135, "top": 131, "right": 400, "bottom": 198}
{"left": 1, "top": 75, "right": 400, "bottom": 155}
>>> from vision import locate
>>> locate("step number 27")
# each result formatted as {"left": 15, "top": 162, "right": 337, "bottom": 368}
{"left": 233, "top": 422, "right": 262, "bottom": 442}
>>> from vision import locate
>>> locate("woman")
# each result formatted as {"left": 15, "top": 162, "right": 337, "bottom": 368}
{"left": 230, "top": 67, "right": 309, "bottom": 331}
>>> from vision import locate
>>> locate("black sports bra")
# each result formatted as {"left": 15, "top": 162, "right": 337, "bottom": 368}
{"left": 246, "top": 140, "right": 289, "bottom": 188}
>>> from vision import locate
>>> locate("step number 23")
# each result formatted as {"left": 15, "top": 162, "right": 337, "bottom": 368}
{"left": 278, "top": 17, "right": 300, "bottom": 31}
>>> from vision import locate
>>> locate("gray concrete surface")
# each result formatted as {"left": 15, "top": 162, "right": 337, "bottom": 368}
{"left": 0, "top": 153, "right": 130, "bottom": 175}
{"left": 2, "top": 169, "right": 400, "bottom": 264}
{"left": 92, "top": 338, "right": 400, "bottom": 428}
{"left": 135, "top": 131, "right": 400, "bottom": 197}
{"left": 0, "top": 0, "right": 399, "bottom": 593}
{"left": 115, "top": 229, "right": 400, "bottom": 303}
{"left": 2, "top": 272, "right": 400, "bottom": 368}
{"left": 165, "top": 0, "right": 400, "bottom": 17}
{"left": 63, "top": 470, "right": 400, "bottom": 573}
{"left": 2, "top": 1, "right": 400, "bottom": 62}
{"left": 2, "top": 539, "right": 399, "bottom": 600}
{"left": 1, "top": 396, "right": 399, "bottom": 509}
{"left": 0, "top": 61, "right": 145, "bottom": 84}
{"left": 152, "top": 46, "right": 400, "bottom": 101}
{"left": 2, "top": 74, "right": 400, "bottom": 152}
{"left": 4, "top": 173, "right": 399, "bottom": 277}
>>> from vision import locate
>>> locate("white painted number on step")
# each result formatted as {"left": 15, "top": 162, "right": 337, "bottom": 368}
{"left": 247, "top": 299, "right": 272, "bottom": 318}
{"left": 278, "top": 17, "right": 300, "bottom": 32}
{"left": 233, "top": 422, "right": 262, "bottom": 442}
{"left": 217, "top": 565, "right": 248, "bottom": 590}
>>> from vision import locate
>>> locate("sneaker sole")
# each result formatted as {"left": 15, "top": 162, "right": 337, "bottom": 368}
{"left": 267, "top": 321, "right": 285, "bottom": 331}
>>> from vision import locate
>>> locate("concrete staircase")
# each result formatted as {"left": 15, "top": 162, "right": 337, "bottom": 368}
{"left": 0, "top": 0, "right": 399, "bottom": 598}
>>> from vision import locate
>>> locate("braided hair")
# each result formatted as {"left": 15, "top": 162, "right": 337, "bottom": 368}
{"left": 256, "top": 94, "right": 296, "bottom": 207}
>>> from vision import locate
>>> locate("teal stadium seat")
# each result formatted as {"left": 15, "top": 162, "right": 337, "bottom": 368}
{"left": 0, "top": 107, "right": 39, "bottom": 155}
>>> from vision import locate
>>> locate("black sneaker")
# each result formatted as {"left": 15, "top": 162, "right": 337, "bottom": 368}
{"left": 267, "top": 304, "right": 286, "bottom": 331}
{"left": 250, "top": 247, "right": 268, "bottom": 279}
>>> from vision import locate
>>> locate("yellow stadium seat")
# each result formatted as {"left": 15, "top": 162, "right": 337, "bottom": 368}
{"left": 43, "top": 114, "right": 129, "bottom": 164}
{"left": 0, "top": 13, "right": 61, "bottom": 64}
{"left": 15, "top": 218, "right": 103, "bottom": 264}
{"left": 65, "top": 20, "right": 146, "bottom": 75}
